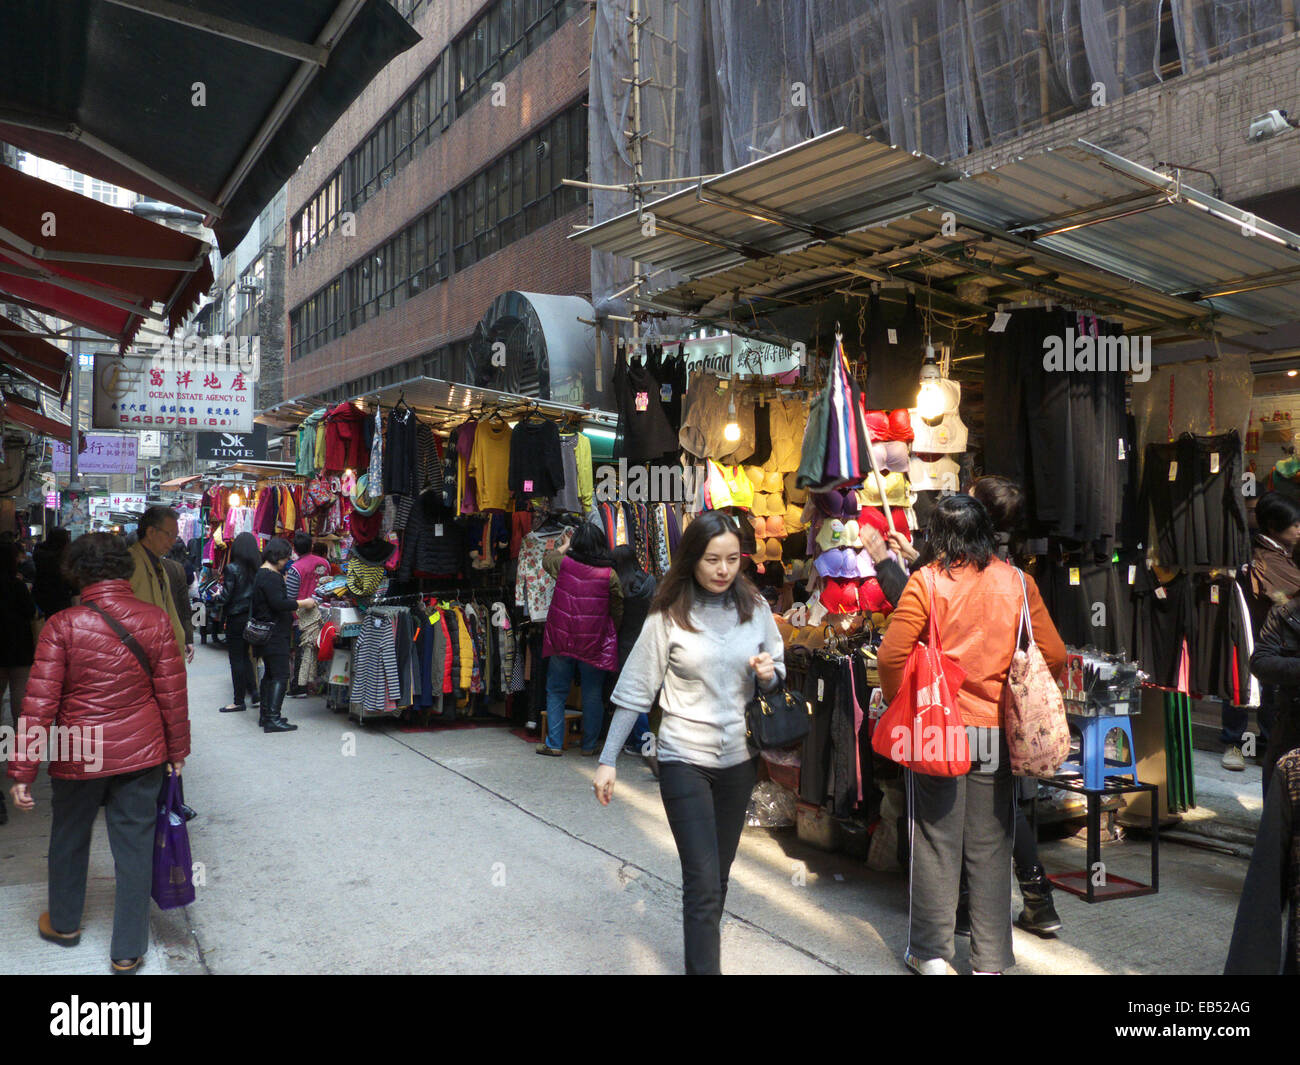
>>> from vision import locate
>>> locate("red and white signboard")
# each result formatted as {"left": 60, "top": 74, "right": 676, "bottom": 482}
{"left": 91, "top": 354, "right": 253, "bottom": 433}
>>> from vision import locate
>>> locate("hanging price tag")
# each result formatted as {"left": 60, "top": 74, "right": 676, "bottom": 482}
{"left": 1128, "top": 565, "right": 1136, "bottom": 585}
{"left": 1068, "top": 567, "right": 1081, "bottom": 586}
{"left": 817, "top": 678, "right": 825, "bottom": 701}
{"left": 1118, "top": 438, "right": 1126, "bottom": 461}
{"left": 523, "top": 480, "right": 533, "bottom": 493}
{"left": 434, "top": 524, "right": 444, "bottom": 537}
{"left": 1155, "top": 585, "right": 1167, "bottom": 600}
{"left": 1168, "top": 461, "right": 1178, "bottom": 482}
{"left": 1210, "top": 452, "right": 1220, "bottom": 474}
{"left": 886, "top": 329, "right": 898, "bottom": 344}
{"left": 1210, "top": 584, "right": 1220, "bottom": 604}
{"left": 660, "top": 383, "right": 672, "bottom": 402}
{"left": 989, "top": 312, "right": 1011, "bottom": 333}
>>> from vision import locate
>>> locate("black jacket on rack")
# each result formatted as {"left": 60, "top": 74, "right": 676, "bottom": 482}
{"left": 384, "top": 406, "right": 418, "bottom": 496}
{"left": 400, "top": 489, "right": 464, "bottom": 580}
{"left": 509, "top": 417, "right": 565, "bottom": 500}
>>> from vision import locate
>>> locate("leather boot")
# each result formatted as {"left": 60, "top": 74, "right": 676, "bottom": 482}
{"left": 262, "top": 678, "right": 297, "bottom": 733}
{"left": 1015, "top": 863, "right": 1062, "bottom": 936}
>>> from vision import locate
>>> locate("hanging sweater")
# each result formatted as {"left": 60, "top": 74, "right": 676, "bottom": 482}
{"left": 601, "top": 585, "right": 785, "bottom": 768}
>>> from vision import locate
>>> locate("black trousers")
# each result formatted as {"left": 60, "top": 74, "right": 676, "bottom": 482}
{"left": 225, "top": 614, "right": 258, "bottom": 707}
{"left": 659, "top": 756, "right": 757, "bottom": 975}
{"left": 49, "top": 764, "right": 166, "bottom": 960}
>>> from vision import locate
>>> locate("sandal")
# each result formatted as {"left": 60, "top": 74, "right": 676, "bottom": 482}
{"left": 534, "top": 744, "right": 563, "bottom": 757}
{"left": 38, "top": 912, "right": 81, "bottom": 947}
{"left": 110, "top": 957, "right": 144, "bottom": 974}
{"left": 218, "top": 704, "right": 247, "bottom": 713}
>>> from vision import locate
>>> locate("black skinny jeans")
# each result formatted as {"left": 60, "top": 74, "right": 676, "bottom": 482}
{"left": 225, "top": 613, "right": 258, "bottom": 708}
{"left": 658, "top": 756, "right": 757, "bottom": 975}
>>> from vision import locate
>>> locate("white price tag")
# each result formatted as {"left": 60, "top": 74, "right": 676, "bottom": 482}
{"left": 989, "top": 312, "right": 1011, "bottom": 333}
{"left": 886, "top": 328, "right": 898, "bottom": 345}
{"left": 1155, "top": 586, "right": 1167, "bottom": 600}
{"left": 1128, "top": 565, "right": 1136, "bottom": 585}
{"left": 1210, "top": 452, "right": 1220, "bottom": 474}
{"left": 434, "top": 524, "right": 444, "bottom": 536}
{"left": 1210, "top": 584, "right": 1220, "bottom": 604}
{"left": 817, "top": 678, "right": 825, "bottom": 702}
{"left": 1118, "top": 438, "right": 1126, "bottom": 461}
{"left": 1168, "top": 461, "right": 1178, "bottom": 482}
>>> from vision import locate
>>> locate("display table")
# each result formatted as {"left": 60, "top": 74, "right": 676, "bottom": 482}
{"left": 1032, "top": 775, "right": 1160, "bottom": 903}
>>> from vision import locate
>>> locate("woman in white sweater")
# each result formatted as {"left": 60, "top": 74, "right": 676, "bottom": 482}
{"left": 595, "top": 510, "right": 785, "bottom": 974}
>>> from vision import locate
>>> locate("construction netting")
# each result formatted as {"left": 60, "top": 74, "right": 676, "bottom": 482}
{"left": 589, "top": 0, "right": 1292, "bottom": 316}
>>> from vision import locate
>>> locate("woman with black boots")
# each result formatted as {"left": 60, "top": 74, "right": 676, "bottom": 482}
{"left": 217, "top": 532, "right": 261, "bottom": 715}
{"left": 250, "top": 538, "right": 313, "bottom": 734}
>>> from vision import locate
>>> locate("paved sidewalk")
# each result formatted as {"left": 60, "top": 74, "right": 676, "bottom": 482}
{"left": 0, "top": 643, "right": 1262, "bottom": 975}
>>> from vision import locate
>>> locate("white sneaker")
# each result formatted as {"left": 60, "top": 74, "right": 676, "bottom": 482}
{"left": 904, "top": 950, "right": 955, "bottom": 975}
{"left": 1222, "top": 745, "right": 1246, "bottom": 771}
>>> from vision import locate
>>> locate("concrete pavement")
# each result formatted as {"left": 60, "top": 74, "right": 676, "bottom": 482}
{"left": 0, "top": 641, "right": 1260, "bottom": 975}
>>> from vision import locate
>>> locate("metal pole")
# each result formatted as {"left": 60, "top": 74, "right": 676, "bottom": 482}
{"left": 68, "top": 330, "right": 80, "bottom": 494}
{"left": 630, "top": 0, "right": 643, "bottom": 354}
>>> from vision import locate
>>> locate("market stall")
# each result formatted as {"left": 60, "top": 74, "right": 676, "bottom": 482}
{"left": 573, "top": 126, "right": 1300, "bottom": 859}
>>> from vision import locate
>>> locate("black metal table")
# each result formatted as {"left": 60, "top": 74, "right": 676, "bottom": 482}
{"left": 1031, "top": 775, "right": 1159, "bottom": 902}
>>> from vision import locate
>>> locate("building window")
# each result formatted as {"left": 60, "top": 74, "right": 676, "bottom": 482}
{"left": 290, "top": 278, "right": 345, "bottom": 362}
{"left": 294, "top": 98, "right": 586, "bottom": 349}
{"left": 292, "top": 168, "right": 346, "bottom": 266}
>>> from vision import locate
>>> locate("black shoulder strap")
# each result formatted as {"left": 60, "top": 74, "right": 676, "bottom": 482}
{"left": 83, "top": 602, "right": 153, "bottom": 677}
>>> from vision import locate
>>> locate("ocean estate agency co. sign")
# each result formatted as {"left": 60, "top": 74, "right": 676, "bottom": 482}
{"left": 91, "top": 354, "right": 253, "bottom": 434}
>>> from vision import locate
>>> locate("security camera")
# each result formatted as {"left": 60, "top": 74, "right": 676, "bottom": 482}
{"left": 1247, "top": 109, "right": 1299, "bottom": 142}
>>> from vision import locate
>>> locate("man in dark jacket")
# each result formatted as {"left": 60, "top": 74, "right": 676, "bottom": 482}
{"left": 1249, "top": 597, "right": 1300, "bottom": 798}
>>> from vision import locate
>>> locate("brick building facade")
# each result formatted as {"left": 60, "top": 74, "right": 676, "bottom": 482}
{"left": 283, "top": 0, "right": 590, "bottom": 405}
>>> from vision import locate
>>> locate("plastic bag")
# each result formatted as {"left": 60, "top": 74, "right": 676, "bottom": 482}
{"left": 746, "top": 779, "right": 798, "bottom": 828}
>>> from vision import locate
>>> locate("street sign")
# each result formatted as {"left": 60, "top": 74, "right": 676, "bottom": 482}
{"left": 91, "top": 354, "right": 253, "bottom": 433}
{"left": 196, "top": 424, "right": 268, "bottom": 461}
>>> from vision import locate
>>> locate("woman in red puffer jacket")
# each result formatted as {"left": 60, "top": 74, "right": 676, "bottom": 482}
{"left": 7, "top": 532, "right": 190, "bottom": 975}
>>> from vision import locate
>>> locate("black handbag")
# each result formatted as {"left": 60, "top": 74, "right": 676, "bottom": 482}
{"left": 242, "top": 617, "right": 274, "bottom": 647}
{"left": 745, "top": 680, "right": 812, "bottom": 750}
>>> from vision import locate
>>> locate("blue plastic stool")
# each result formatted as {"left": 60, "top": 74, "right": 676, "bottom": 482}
{"left": 1062, "top": 713, "right": 1138, "bottom": 790}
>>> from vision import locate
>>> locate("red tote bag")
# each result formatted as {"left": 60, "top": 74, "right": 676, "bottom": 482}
{"left": 871, "top": 568, "right": 971, "bottom": 776}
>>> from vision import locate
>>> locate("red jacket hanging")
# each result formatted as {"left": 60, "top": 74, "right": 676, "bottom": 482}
{"left": 324, "top": 402, "right": 370, "bottom": 472}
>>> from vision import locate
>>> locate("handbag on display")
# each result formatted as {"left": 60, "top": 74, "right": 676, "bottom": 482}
{"left": 151, "top": 772, "right": 196, "bottom": 910}
{"left": 745, "top": 677, "right": 812, "bottom": 750}
{"left": 1005, "top": 568, "right": 1071, "bottom": 777}
{"left": 241, "top": 617, "right": 274, "bottom": 646}
{"left": 871, "top": 567, "right": 971, "bottom": 776}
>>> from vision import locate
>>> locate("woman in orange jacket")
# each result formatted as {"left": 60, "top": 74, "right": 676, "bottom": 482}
{"left": 878, "top": 493, "right": 1065, "bottom": 975}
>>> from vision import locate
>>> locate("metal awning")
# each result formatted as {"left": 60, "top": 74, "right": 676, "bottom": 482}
{"left": 577, "top": 131, "right": 1300, "bottom": 340}
{"left": 922, "top": 141, "right": 1300, "bottom": 329}
{"left": 576, "top": 129, "right": 956, "bottom": 280}
{"left": 256, "top": 394, "right": 330, "bottom": 429}
{"left": 160, "top": 473, "right": 203, "bottom": 490}
{"left": 0, "top": 314, "right": 71, "bottom": 395}
{"left": 637, "top": 206, "right": 1258, "bottom": 340}
{"left": 362, "top": 376, "right": 618, "bottom": 428}
{"left": 0, "top": 165, "right": 213, "bottom": 349}
{"left": 0, "top": 0, "right": 420, "bottom": 255}
{"left": 2, "top": 395, "right": 71, "bottom": 442}
{"left": 205, "top": 459, "right": 298, "bottom": 479}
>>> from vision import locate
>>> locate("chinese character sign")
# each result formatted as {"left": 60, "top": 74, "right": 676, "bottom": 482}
{"left": 91, "top": 354, "right": 253, "bottom": 433}
{"left": 51, "top": 434, "right": 139, "bottom": 474}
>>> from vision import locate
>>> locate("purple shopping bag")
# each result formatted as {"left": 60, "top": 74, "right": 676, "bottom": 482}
{"left": 151, "top": 772, "right": 195, "bottom": 910}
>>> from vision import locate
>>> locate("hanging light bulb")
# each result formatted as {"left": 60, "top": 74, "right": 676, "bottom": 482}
{"left": 915, "top": 341, "right": 946, "bottom": 421}
{"left": 228, "top": 490, "right": 242, "bottom": 508}
{"left": 723, "top": 392, "right": 741, "bottom": 442}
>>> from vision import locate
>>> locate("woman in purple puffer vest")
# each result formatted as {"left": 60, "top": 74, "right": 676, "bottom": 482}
{"left": 537, "top": 523, "right": 624, "bottom": 757}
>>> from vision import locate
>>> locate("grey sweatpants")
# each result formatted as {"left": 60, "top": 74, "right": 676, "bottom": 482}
{"left": 906, "top": 727, "right": 1016, "bottom": 972}
{"left": 49, "top": 765, "right": 166, "bottom": 960}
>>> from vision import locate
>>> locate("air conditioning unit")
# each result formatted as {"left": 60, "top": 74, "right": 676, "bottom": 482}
{"left": 238, "top": 276, "right": 264, "bottom": 294}
{"left": 148, "top": 464, "right": 162, "bottom": 479}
